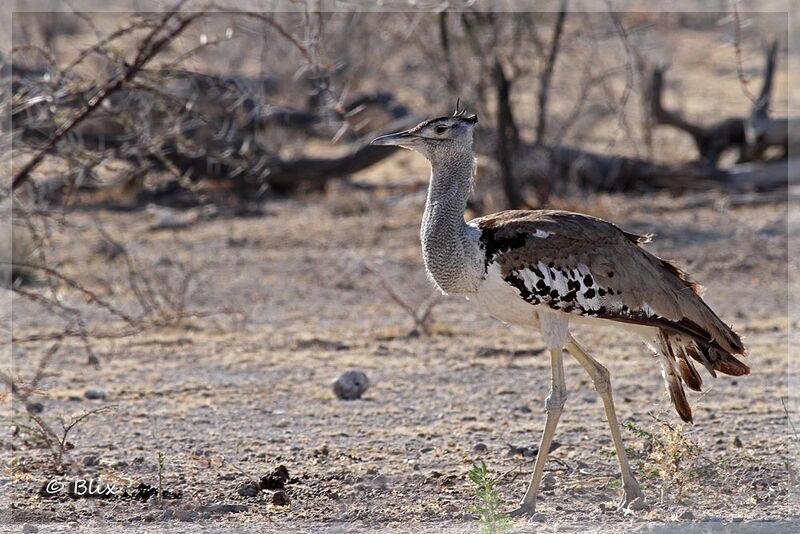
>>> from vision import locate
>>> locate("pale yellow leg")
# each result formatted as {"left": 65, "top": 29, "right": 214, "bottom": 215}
{"left": 566, "top": 335, "right": 646, "bottom": 510}
{"left": 508, "top": 347, "right": 567, "bottom": 516}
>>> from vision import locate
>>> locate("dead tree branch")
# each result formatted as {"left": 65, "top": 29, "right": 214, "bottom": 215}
{"left": 494, "top": 58, "right": 526, "bottom": 209}
{"left": 535, "top": 2, "right": 568, "bottom": 144}
{"left": 12, "top": 5, "right": 201, "bottom": 191}
{"left": 743, "top": 40, "right": 794, "bottom": 162}
{"left": 648, "top": 65, "right": 746, "bottom": 166}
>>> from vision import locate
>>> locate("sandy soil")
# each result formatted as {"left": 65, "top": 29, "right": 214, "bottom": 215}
{"left": 4, "top": 180, "right": 795, "bottom": 532}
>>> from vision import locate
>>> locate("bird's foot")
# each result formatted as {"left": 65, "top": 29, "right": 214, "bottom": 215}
{"left": 506, "top": 503, "right": 545, "bottom": 521}
{"left": 617, "top": 481, "right": 647, "bottom": 512}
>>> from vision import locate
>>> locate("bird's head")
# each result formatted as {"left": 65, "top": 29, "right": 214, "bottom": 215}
{"left": 371, "top": 100, "right": 478, "bottom": 161}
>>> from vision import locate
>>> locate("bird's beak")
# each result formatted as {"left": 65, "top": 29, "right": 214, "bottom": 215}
{"left": 370, "top": 130, "right": 414, "bottom": 146}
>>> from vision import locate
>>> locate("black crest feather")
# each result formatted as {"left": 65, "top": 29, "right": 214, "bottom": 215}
{"left": 453, "top": 98, "right": 478, "bottom": 123}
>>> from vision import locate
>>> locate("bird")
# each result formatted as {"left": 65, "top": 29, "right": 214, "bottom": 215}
{"left": 370, "top": 103, "right": 749, "bottom": 517}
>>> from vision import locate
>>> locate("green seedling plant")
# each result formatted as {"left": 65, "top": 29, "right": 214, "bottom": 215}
{"left": 468, "top": 461, "right": 512, "bottom": 534}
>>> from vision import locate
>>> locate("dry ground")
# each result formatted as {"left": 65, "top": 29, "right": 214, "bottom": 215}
{"left": 3, "top": 177, "right": 795, "bottom": 532}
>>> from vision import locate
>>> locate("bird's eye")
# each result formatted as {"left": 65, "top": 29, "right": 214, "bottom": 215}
{"left": 434, "top": 125, "right": 448, "bottom": 134}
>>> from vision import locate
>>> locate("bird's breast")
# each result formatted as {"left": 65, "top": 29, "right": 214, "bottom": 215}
{"left": 466, "top": 261, "right": 543, "bottom": 327}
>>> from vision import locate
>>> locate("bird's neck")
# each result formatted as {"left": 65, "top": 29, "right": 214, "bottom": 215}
{"left": 420, "top": 151, "right": 482, "bottom": 295}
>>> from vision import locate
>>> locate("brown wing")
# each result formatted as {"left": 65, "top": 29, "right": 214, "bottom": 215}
{"left": 474, "top": 210, "right": 740, "bottom": 348}
{"left": 474, "top": 210, "right": 748, "bottom": 421}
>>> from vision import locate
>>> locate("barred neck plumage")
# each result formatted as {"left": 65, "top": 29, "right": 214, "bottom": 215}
{"left": 420, "top": 150, "right": 483, "bottom": 295}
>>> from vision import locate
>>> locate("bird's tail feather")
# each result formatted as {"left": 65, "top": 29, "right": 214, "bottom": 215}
{"left": 655, "top": 329, "right": 750, "bottom": 423}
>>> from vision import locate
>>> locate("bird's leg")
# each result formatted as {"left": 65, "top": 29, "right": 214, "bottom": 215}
{"left": 508, "top": 347, "right": 567, "bottom": 517}
{"left": 565, "top": 336, "right": 646, "bottom": 510}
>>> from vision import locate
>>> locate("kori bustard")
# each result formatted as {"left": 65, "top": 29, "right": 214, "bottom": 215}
{"left": 371, "top": 105, "right": 748, "bottom": 516}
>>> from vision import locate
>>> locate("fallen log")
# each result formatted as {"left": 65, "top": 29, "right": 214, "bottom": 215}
{"left": 513, "top": 143, "right": 795, "bottom": 194}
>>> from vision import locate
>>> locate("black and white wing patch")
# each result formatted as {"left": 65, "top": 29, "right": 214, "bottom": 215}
{"left": 502, "top": 260, "right": 631, "bottom": 318}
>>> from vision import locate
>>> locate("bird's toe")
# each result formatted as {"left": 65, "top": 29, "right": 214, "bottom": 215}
{"left": 506, "top": 504, "right": 545, "bottom": 521}
{"left": 617, "top": 491, "right": 648, "bottom": 512}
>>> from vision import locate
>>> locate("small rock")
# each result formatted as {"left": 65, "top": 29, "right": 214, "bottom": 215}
{"left": 160, "top": 508, "right": 200, "bottom": 522}
{"left": 331, "top": 370, "right": 369, "bottom": 400}
{"left": 84, "top": 388, "right": 107, "bottom": 400}
{"left": 531, "top": 512, "right": 546, "bottom": 522}
{"left": 174, "top": 509, "right": 199, "bottom": 522}
{"left": 733, "top": 436, "right": 743, "bottom": 448}
{"left": 26, "top": 402, "right": 44, "bottom": 414}
{"left": 679, "top": 510, "right": 694, "bottom": 520}
{"left": 419, "top": 447, "right": 434, "bottom": 453}
{"left": 541, "top": 472, "right": 556, "bottom": 491}
{"left": 473, "top": 442, "right": 488, "bottom": 454}
{"left": 22, "top": 524, "right": 38, "bottom": 534}
{"left": 443, "top": 502, "right": 459, "bottom": 514}
{"left": 260, "top": 465, "right": 290, "bottom": 490}
{"left": 237, "top": 480, "right": 261, "bottom": 497}
{"left": 314, "top": 445, "right": 329, "bottom": 456}
{"left": 83, "top": 454, "right": 100, "bottom": 467}
{"left": 201, "top": 503, "right": 248, "bottom": 515}
{"left": 508, "top": 444, "right": 537, "bottom": 458}
{"left": 272, "top": 490, "right": 290, "bottom": 506}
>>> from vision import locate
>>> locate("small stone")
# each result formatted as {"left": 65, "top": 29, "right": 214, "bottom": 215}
{"left": 26, "top": 402, "right": 44, "bottom": 414}
{"left": 84, "top": 388, "right": 107, "bottom": 400}
{"left": 531, "top": 512, "right": 546, "bottom": 522}
{"left": 473, "top": 442, "right": 488, "bottom": 454}
{"left": 541, "top": 472, "right": 556, "bottom": 491}
{"left": 443, "top": 502, "right": 459, "bottom": 514}
{"left": 419, "top": 447, "right": 434, "bottom": 453}
{"left": 314, "top": 445, "right": 329, "bottom": 456}
{"left": 237, "top": 480, "right": 261, "bottom": 497}
{"left": 679, "top": 510, "right": 694, "bottom": 520}
{"left": 83, "top": 454, "right": 100, "bottom": 467}
{"left": 22, "top": 524, "right": 38, "bottom": 534}
{"left": 272, "top": 490, "right": 290, "bottom": 506}
{"left": 201, "top": 503, "right": 248, "bottom": 514}
{"left": 733, "top": 436, "right": 743, "bottom": 448}
{"left": 175, "top": 509, "right": 199, "bottom": 522}
{"left": 331, "top": 370, "right": 369, "bottom": 400}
